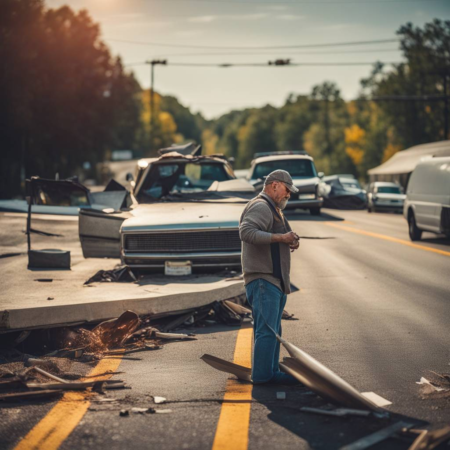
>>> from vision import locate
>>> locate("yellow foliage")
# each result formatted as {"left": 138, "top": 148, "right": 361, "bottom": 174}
{"left": 140, "top": 89, "right": 163, "bottom": 128}
{"left": 382, "top": 143, "right": 401, "bottom": 163}
{"left": 346, "top": 147, "right": 364, "bottom": 166}
{"left": 158, "top": 111, "right": 177, "bottom": 135}
{"left": 344, "top": 124, "right": 366, "bottom": 167}
{"left": 345, "top": 124, "right": 366, "bottom": 145}
{"left": 202, "top": 129, "right": 219, "bottom": 155}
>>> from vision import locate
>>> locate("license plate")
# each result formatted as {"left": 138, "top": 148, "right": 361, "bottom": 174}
{"left": 165, "top": 261, "right": 192, "bottom": 276}
{"left": 298, "top": 194, "right": 315, "bottom": 200}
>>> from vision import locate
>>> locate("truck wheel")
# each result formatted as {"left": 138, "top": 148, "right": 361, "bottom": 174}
{"left": 310, "top": 208, "right": 321, "bottom": 216}
{"left": 408, "top": 211, "right": 422, "bottom": 241}
{"left": 368, "top": 206, "right": 372, "bottom": 213}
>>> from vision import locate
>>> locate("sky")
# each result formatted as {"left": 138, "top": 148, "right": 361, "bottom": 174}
{"left": 47, "top": 0, "right": 450, "bottom": 119}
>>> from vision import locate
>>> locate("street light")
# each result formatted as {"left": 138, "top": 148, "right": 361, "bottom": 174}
{"left": 145, "top": 59, "right": 167, "bottom": 152}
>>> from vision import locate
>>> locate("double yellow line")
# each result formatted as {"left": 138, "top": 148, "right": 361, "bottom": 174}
{"left": 14, "top": 355, "right": 124, "bottom": 450}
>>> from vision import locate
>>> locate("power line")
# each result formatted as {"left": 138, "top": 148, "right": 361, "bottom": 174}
{"left": 125, "top": 60, "right": 401, "bottom": 67}
{"left": 106, "top": 37, "right": 399, "bottom": 51}
{"left": 150, "top": 48, "right": 400, "bottom": 58}
{"left": 133, "top": 0, "right": 441, "bottom": 3}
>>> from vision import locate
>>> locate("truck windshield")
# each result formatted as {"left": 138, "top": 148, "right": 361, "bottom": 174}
{"left": 140, "top": 162, "right": 232, "bottom": 200}
{"left": 252, "top": 159, "right": 316, "bottom": 179}
{"left": 377, "top": 186, "right": 402, "bottom": 194}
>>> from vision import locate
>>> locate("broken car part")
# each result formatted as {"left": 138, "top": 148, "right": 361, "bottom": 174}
{"left": 277, "top": 335, "right": 385, "bottom": 411}
{"left": 201, "top": 354, "right": 252, "bottom": 382}
{"left": 340, "top": 422, "right": 414, "bottom": 450}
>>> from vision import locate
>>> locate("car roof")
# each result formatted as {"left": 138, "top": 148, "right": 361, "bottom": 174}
{"left": 252, "top": 154, "right": 313, "bottom": 164}
{"left": 138, "top": 154, "right": 228, "bottom": 167}
{"left": 372, "top": 181, "right": 401, "bottom": 186}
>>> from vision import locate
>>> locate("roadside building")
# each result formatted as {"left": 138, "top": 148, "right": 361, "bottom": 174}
{"left": 368, "top": 140, "right": 450, "bottom": 190}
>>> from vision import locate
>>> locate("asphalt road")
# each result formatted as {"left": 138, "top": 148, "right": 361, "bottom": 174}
{"left": 1, "top": 208, "right": 449, "bottom": 450}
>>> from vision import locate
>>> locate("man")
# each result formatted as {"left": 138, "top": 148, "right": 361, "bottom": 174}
{"left": 239, "top": 170, "right": 300, "bottom": 385}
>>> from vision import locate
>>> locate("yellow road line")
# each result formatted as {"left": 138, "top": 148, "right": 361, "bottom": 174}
{"left": 212, "top": 324, "right": 253, "bottom": 450}
{"left": 14, "top": 355, "right": 123, "bottom": 450}
{"left": 326, "top": 222, "right": 450, "bottom": 257}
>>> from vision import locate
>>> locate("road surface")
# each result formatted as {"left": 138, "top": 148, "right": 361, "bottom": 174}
{"left": 1, "top": 208, "right": 449, "bottom": 450}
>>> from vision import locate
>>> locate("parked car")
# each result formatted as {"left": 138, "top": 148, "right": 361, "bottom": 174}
{"left": 247, "top": 151, "right": 324, "bottom": 215}
{"left": 403, "top": 156, "right": 450, "bottom": 241}
{"left": 367, "top": 182, "right": 405, "bottom": 213}
{"left": 79, "top": 149, "right": 256, "bottom": 272}
{"left": 321, "top": 176, "right": 367, "bottom": 210}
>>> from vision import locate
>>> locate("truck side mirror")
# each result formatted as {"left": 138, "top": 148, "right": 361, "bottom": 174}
{"left": 126, "top": 173, "right": 134, "bottom": 182}
{"left": 318, "top": 172, "right": 324, "bottom": 179}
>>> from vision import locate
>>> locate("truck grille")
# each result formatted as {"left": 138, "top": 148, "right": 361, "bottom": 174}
{"left": 124, "top": 230, "right": 241, "bottom": 253}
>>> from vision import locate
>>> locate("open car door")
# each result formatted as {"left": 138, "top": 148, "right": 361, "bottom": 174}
{"left": 79, "top": 208, "right": 131, "bottom": 258}
{"left": 27, "top": 177, "right": 135, "bottom": 259}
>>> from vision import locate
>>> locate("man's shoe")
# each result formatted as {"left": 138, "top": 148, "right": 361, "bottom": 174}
{"left": 269, "top": 371, "right": 302, "bottom": 386}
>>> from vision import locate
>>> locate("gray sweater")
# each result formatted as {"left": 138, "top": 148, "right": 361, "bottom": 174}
{"left": 239, "top": 193, "right": 292, "bottom": 294}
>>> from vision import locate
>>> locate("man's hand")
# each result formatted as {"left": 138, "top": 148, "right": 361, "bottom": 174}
{"left": 272, "top": 231, "right": 299, "bottom": 245}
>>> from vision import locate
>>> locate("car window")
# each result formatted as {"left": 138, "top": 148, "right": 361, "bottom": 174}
{"left": 252, "top": 159, "right": 316, "bottom": 179}
{"left": 341, "top": 181, "right": 361, "bottom": 189}
{"left": 377, "top": 186, "right": 402, "bottom": 194}
{"left": 140, "top": 162, "right": 231, "bottom": 199}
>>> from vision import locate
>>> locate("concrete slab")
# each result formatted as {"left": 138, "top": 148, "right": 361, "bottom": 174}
{"left": 0, "top": 255, "right": 244, "bottom": 331}
{"left": 0, "top": 212, "right": 244, "bottom": 332}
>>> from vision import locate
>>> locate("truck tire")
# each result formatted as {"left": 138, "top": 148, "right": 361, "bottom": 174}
{"left": 310, "top": 208, "right": 321, "bottom": 216}
{"left": 408, "top": 211, "right": 422, "bottom": 241}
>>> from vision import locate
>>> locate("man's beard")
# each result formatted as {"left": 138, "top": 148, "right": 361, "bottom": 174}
{"left": 278, "top": 197, "right": 289, "bottom": 210}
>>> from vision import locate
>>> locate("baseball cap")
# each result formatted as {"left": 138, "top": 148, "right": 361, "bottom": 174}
{"left": 264, "top": 170, "right": 299, "bottom": 193}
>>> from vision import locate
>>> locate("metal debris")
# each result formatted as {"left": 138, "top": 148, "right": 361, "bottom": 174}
{"left": 408, "top": 425, "right": 450, "bottom": 450}
{"left": 277, "top": 335, "right": 384, "bottom": 410}
{"left": 84, "top": 266, "right": 137, "bottom": 285}
{"left": 201, "top": 354, "right": 252, "bottom": 382}
{"left": 0, "top": 389, "right": 63, "bottom": 402}
{"left": 93, "top": 310, "right": 141, "bottom": 348}
{"left": 340, "top": 421, "right": 414, "bottom": 450}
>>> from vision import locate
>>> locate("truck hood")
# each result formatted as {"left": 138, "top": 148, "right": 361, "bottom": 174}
{"left": 293, "top": 178, "right": 319, "bottom": 194}
{"left": 122, "top": 202, "right": 245, "bottom": 232}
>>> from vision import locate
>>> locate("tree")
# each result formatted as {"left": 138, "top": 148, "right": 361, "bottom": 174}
{"left": 0, "top": 1, "right": 142, "bottom": 197}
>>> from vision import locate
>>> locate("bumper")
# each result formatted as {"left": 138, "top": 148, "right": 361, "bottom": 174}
{"left": 286, "top": 198, "right": 323, "bottom": 210}
{"left": 373, "top": 202, "right": 404, "bottom": 210}
{"left": 122, "top": 251, "right": 242, "bottom": 269}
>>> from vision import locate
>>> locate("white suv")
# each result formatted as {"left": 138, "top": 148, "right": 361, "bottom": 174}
{"left": 247, "top": 152, "right": 323, "bottom": 215}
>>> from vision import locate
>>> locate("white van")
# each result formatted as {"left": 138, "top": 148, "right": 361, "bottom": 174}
{"left": 404, "top": 156, "right": 450, "bottom": 240}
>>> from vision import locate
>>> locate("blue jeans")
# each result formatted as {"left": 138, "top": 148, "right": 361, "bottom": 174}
{"left": 245, "top": 279, "right": 287, "bottom": 383}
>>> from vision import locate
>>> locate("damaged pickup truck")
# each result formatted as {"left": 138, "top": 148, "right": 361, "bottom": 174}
{"left": 79, "top": 147, "right": 255, "bottom": 272}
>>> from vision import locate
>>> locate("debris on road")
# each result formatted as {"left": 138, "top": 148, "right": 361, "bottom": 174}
{"left": 416, "top": 374, "right": 450, "bottom": 398}
{"left": 277, "top": 335, "right": 387, "bottom": 411}
{"left": 153, "top": 396, "right": 166, "bottom": 404}
{"left": 120, "top": 410, "right": 130, "bottom": 417}
{"left": 407, "top": 425, "right": 450, "bottom": 450}
{"left": 339, "top": 421, "right": 414, "bottom": 450}
{"left": 276, "top": 392, "right": 286, "bottom": 400}
{"left": 200, "top": 354, "right": 252, "bottom": 382}
{"left": 299, "top": 406, "right": 390, "bottom": 419}
{"left": 84, "top": 266, "right": 137, "bottom": 285}
{"left": 93, "top": 310, "right": 141, "bottom": 348}
{"left": 0, "top": 389, "right": 64, "bottom": 402}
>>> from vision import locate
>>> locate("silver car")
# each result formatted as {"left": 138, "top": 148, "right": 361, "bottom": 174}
{"left": 79, "top": 152, "right": 254, "bottom": 272}
{"left": 367, "top": 182, "right": 405, "bottom": 213}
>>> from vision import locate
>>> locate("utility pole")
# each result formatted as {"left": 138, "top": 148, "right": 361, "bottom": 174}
{"left": 145, "top": 59, "right": 167, "bottom": 153}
